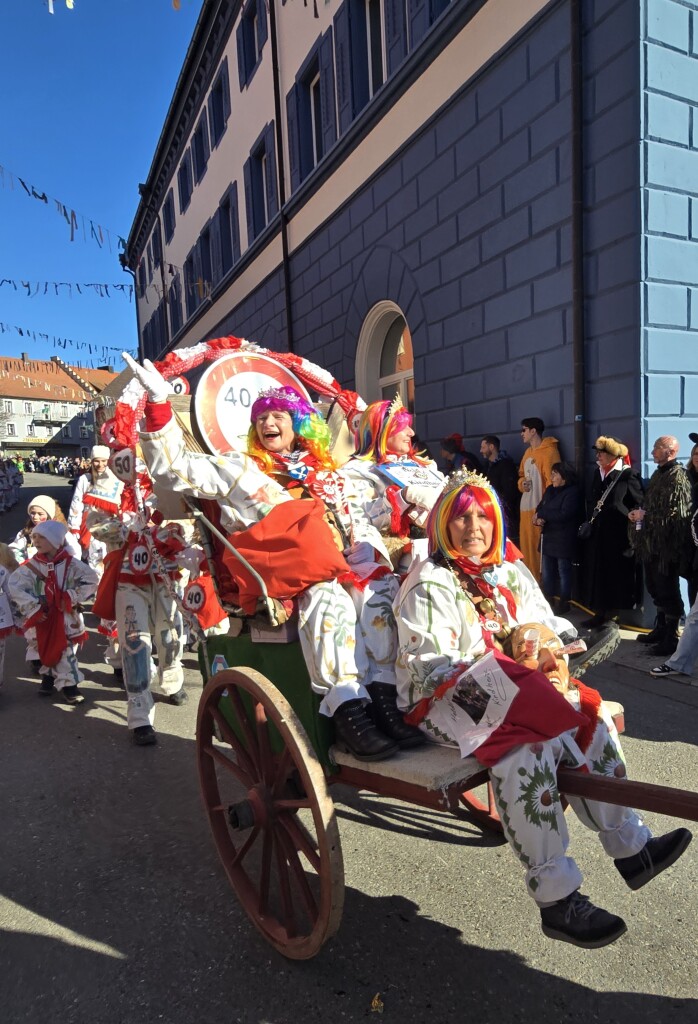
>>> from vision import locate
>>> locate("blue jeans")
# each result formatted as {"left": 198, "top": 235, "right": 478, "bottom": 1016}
{"left": 541, "top": 554, "right": 573, "bottom": 602}
{"left": 667, "top": 592, "right": 698, "bottom": 675}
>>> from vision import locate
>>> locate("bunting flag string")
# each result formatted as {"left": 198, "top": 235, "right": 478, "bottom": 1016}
{"left": 0, "top": 321, "right": 136, "bottom": 360}
{"left": 0, "top": 279, "right": 133, "bottom": 301}
{"left": 0, "top": 162, "right": 127, "bottom": 253}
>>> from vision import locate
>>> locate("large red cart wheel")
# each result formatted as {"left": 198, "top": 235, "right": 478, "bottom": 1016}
{"left": 196, "top": 668, "right": 344, "bottom": 959}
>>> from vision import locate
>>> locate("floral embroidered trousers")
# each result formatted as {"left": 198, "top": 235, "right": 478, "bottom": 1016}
{"left": 488, "top": 709, "right": 651, "bottom": 905}
{"left": 297, "top": 574, "right": 399, "bottom": 716}
{"left": 115, "top": 580, "right": 184, "bottom": 730}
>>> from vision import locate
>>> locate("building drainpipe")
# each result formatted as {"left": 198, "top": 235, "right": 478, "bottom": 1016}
{"left": 570, "top": 0, "right": 586, "bottom": 473}
{"left": 120, "top": 261, "right": 143, "bottom": 361}
{"left": 268, "top": 0, "right": 295, "bottom": 354}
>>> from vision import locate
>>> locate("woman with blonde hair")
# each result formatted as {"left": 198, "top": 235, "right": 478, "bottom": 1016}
{"left": 578, "top": 436, "right": 644, "bottom": 627}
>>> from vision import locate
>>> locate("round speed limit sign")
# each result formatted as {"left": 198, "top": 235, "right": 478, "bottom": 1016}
{"left": 193, "top": 352, "right": 311, "bottom": 455}
{"left": 111, "top": 448, "right": 137, "bottom": 483}
{"left": 129, "top": 543, "right": 152, "bottom": 574}
{"left": 183, "top": 580, "right": 207, "bottom": 612}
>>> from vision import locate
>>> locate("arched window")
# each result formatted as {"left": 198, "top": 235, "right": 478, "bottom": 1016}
{"left": 355, "top": 301, "right": 414, "bottom": 411}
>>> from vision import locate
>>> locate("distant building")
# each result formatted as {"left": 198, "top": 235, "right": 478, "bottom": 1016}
{"left": 0, "top": 354, "right": 117, "bottom": 457}
{"left": 124, "top": 0, "right": 698, "bottom": 472}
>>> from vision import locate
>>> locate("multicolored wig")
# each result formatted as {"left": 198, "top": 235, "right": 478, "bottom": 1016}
{"left": 426, "top": 470, "right": 507, "bottom": 565}
{"left": 247, "top": 386, "right": 335, "bottom": 472}
{"left": 353, "top": 395, "right": 425, "bottom": 464}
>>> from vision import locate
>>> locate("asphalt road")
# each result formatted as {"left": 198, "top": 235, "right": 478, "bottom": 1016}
{"left": 0, "top": 474, "right": 696, "bottom": 1023}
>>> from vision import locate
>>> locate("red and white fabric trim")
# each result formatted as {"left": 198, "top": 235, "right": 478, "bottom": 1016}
{"left": 113, "top": 335, "right": 366, "bottom": 449}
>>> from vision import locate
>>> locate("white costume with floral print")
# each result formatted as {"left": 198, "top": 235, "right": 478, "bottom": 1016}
{"left": 10, "top": 553, "right": 98, "bottom": 692}
{"left": 340, "top": 455, "right": 444, "bottom": 573}
{"left": 394, "top": 557, "right": 651, "bottom": 905}
{"left": 139, "top": 411, "right": 399, "bottom": 715}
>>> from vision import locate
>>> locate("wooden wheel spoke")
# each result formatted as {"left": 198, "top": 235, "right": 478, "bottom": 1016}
{"left": 271, "top": 747, "right": 295, "bottom": 798}
{"left": 258, "top": 827, "right": 274, "bottom": 918}
{"left": 273, "top": 798, "right": 311, "bottom": 812}
{"left": 278, "top": 813, "right": 321, "bottom": 874}
{"left": 225, "top": 687, "right": 263, "bottom": 773}
{"left": 203, "top": 744, "right": 251, "bottom": 788}
{"left": 254, "top": 703, "right": 275, "bottom": 784}
{"left": 230, "top": 826, "right": 260, "bottom": 868}
{"left": 210, "top": 705, "right": 258, "bottom": 780}
{"left": 276, "top": 825, "right": 319, "bottom": 923}
{"left": 274, "top": 834, "right": 298, "bottom": 938}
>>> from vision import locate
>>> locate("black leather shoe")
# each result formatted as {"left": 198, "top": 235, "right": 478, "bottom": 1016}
{"left": 367, "top": 683, "right": 425, "bottom": 748}
{"left": 332, "top": 699, "right": 399, "bottom": 761}
{"left": 169, "top": 687, "right": 188, "bottom": 706}
{"left": 540, "top": 891, "right": 627, "bottom": 948}
{"left": 650, "top": 634, "right": 679, "bottom": 657}
{"left": 615, "top": 828, "right": 692, "bottom": 890}
{"left": 133, "top": 725, "right": 158, "bottom": 746}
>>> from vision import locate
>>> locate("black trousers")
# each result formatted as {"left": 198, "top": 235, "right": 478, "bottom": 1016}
{"left": 644, "top": 561, "right": 684, "bottom": 621}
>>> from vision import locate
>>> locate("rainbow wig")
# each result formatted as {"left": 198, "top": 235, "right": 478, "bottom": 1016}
{"left": 426, "top": 475, "right": 506, "bottom": 565}
{"left": 353, "top": 399, "right": 423, "bottom": 463}
{"left": 247, "top": 386, "right": 335, "bottom": 472}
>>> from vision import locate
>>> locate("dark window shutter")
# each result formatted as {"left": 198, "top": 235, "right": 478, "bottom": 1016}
{"left": 385, "top": 0, "right": 407, "bottom": 74}
{"left": 333, "top": 2, "right": 353, "bottom": 135}
{"left": 319, "top": 27, "right": 337, "bottom": 156}
{"left": 230, "top": 182, "right": 241, "bottom": 263}
{"left": 265, "top": 123, "right": 278, "bottom": 219}
{"left": 201, "top": 108, "right": 210, "bottom": 165}
{"left": 210, "top": 210, "right": 222, "bottom": 286}
{"left": 257, "top": 0, "right": 268, "bottom": 49}
{"left": 236, "top": 22, "right": 247, "bottom": 88}
{"left": 221, "top": 57, "right": 231, "bottom": 120}
{"left": 409, "top": 0, "right": 429, "bottom": 47}
{"left": 243, "top": 157, "right": 255, "bottom": 242}
{"left": 286, "top": 84, "right": 301, "bottom": 193}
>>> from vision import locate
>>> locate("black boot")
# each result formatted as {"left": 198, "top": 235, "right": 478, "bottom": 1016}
{"left": 637, "top": 614, "right": 666, "bottom": 644}
{"left": 580, "top": 612, "right": 607, "bottom": 628}
{"left": 367, "top": 682, "right": 425, "bottom": 748}
{"left": 332, "top": 699, "right": 399, "bottom": 762}
{"left": 651, "top": 619, "right": 680, "bottom": 657}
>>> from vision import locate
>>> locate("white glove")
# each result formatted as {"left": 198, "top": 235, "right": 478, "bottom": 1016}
{"left": 176, "top": 546, "right": 205, "bottom": 575}
{"left": 122, "top": 353, "right": 174, "bottom": 404}
{"left": 122, "top": 510, "right": 148, "bottom": 534}
{"left": 403, "top": 484, "right": 439, "bottom": 511}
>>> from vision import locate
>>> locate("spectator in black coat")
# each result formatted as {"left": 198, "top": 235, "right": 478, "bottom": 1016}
{"left": 533, "top": 461, "right": 581, "bottom": 614}
{"left": 580, "top": 436, "right": 644, "bottom": 628}
{"left": 480, "top": 434, "right": 520, "bottom": 544}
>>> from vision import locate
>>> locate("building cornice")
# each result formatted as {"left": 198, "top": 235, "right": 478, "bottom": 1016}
{"left": 125, "top": 0, "right": 240, "bottom": 269}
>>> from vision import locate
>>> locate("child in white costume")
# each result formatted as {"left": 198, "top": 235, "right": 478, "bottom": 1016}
{"left": 10, "top": 495, "right": 81, "bottom": 564}
{"left": 10, "top": 521, "right": 99, "bottom": 702}
{"left": 85, "top": 464, "right": 189, "bottom": 746}
{"left": 0, "top": 543, "right": 19, "bottom": 691}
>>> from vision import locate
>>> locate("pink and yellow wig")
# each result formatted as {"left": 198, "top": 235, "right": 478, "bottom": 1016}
{"left": 426, "top": 474, "right": 507, "bottom": 565}
{"left": 247, "top": 386, "right": 335, "bottom": 472}
{"left": 353, "top": 399, "right": 421, "bottom": 463}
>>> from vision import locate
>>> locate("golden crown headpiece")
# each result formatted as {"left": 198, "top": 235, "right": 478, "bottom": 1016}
{"left": 440, "top": 467, "right": 494, "bottom": 496}
{"left": 386, "top": 391, "right": 404, "bottom": 420}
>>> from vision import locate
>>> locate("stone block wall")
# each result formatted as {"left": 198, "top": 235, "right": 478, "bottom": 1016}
{"left": 642, "top": 0, "right": 698, "bottom": 470}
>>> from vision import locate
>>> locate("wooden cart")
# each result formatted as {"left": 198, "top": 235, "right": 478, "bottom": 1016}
{"left": 195, "top": 623, "right": 698, "bottom": 961}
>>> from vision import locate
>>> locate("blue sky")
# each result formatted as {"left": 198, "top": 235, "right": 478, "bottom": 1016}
{"left": 0, "top": 0, "right": 203, "bottom": 369}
